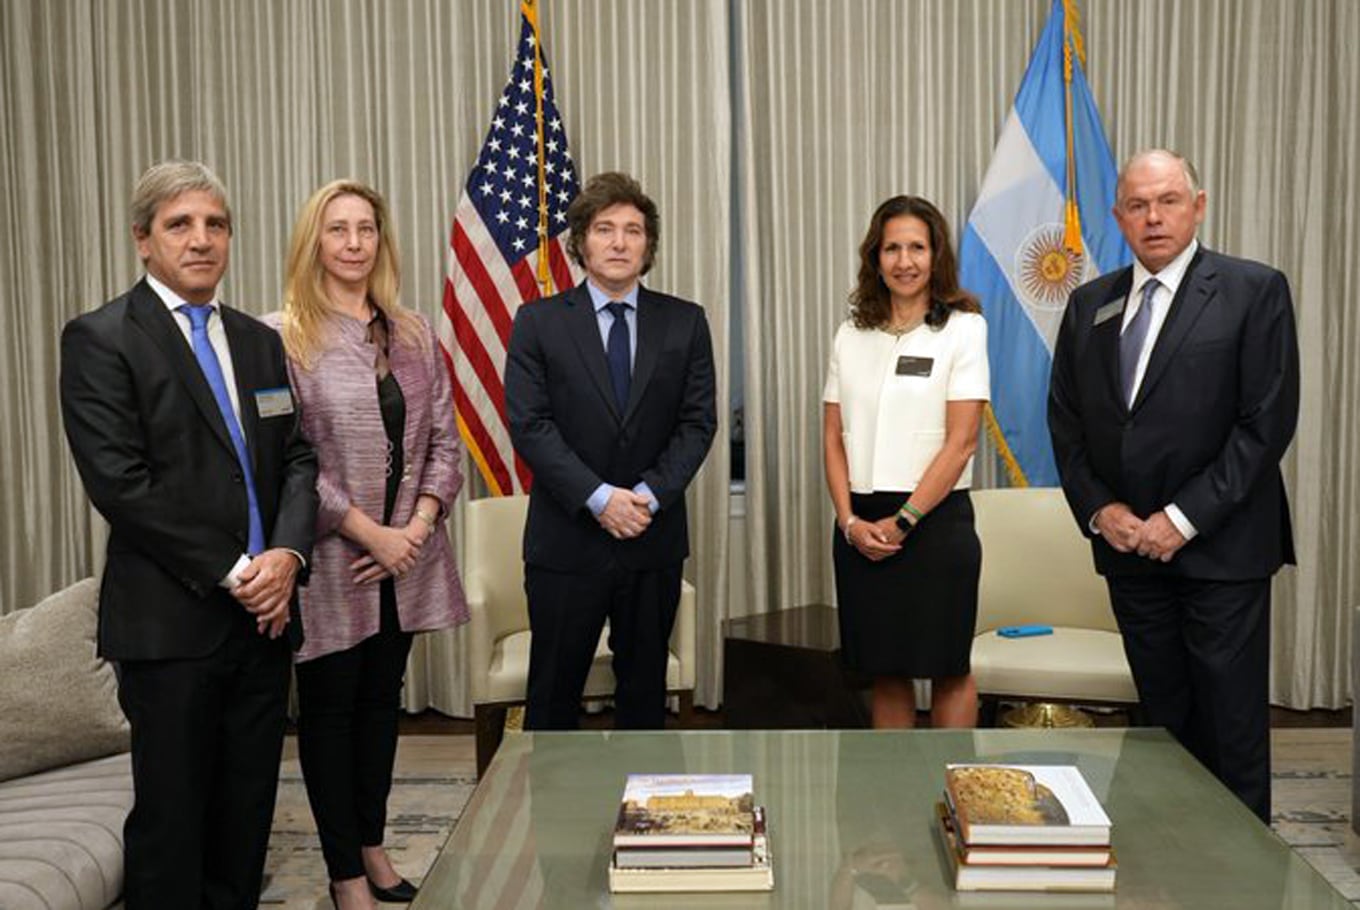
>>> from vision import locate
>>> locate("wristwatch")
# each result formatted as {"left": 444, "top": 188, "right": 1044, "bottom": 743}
{"left": 895, "top": 512, "right": 915, "bottom": 534}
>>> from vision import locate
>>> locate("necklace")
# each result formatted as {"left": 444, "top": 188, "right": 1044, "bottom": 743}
{"left": 883, "top": 317, "right": 923, "bottom": 337}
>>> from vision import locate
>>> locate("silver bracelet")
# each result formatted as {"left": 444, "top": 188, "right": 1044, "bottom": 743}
{"left": 843, "top": 515, "right": 858, "bottom": 544}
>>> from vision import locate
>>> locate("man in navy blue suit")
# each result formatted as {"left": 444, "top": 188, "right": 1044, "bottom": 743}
{"left": 1049, "top": 149, "right": 1299, "bottom": 822}
{"left": 504, "top": 171, "right": 716, "bottom": 731}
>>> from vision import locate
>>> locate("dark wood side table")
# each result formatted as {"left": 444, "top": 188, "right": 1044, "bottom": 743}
{"left": 722, "top": 604, "right": 869, "bottom": 729}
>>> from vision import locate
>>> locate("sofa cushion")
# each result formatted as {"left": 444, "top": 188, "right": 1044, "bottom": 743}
{"left": 971, "top": 628, "right": 1139, "bottom": 703}
{"left": 0, "top": 752, "right": 132, "bottom": 910}
{"left": 0, "top": 578, "right": 130, "bottom": 783}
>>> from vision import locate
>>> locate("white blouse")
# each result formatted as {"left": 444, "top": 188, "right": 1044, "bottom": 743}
{"left": 823, "top": 310, "right": 990, "bottom": 493}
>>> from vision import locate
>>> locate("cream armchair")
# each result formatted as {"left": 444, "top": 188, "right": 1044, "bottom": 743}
{"left": 970, "top": 487, "right": 1139, "bottom": 721}
{"left": 465, "top": 494, "right": 696, "bottom": 775}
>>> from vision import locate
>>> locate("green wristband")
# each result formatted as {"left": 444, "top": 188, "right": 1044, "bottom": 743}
{"left": 900, "top": 502, "right": 925, "bottom": 522}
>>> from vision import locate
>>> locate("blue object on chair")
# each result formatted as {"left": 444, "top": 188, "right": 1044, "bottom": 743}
{"left": 997, "top": 624, "right": 1055, "bottom": 638}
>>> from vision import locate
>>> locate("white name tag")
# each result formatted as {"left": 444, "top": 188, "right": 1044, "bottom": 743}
{"left": 254, "top": 387, "right": 295, "bottom": 418}
{"left": 1094, "top": 301, "right": 1123, "bottom": 326}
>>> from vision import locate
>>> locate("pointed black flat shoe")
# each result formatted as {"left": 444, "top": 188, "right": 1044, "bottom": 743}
{"left": 368, "top": 877, "right": 419, "bottom": 903}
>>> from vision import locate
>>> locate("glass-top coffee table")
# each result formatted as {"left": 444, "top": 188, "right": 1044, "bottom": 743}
{"left": 414, "top": 728, "right": 1351, "bottom": 908}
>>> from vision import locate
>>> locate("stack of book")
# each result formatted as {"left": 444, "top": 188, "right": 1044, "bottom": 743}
{"left": 608, "top": 773, "right": 774, "bottom": 893}
{"left": 937, "top": 763, "right": 1116, "bottom": 893}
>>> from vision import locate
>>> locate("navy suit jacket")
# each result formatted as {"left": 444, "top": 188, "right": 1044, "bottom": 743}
{"left": 504, "top": 283, "right": 717, "bottom": 572}
{"left": 60, "top": 279, "right": 318, "bottom": 659}
{"left": 1048, "top": 247, "right": 1298, "bottom": 580}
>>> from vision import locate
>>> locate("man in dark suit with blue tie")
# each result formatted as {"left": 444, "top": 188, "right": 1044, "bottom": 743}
{"left": 60, "top": 160, "right": 318, "bottom": 907}
{"left": 1049, "top": 149, "right": 1299, "bottom": 821}
{"left": 505, "top": 171, "right": 717, "bottom": 731}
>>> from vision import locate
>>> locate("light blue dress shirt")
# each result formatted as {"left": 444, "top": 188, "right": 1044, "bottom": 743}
{"left": 582, "top": 280, "right": 658, "bottom": 517}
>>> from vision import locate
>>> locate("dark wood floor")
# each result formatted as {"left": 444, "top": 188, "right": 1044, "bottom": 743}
{"left": 391, "top": 703, "right": 1351, "bottom": 735}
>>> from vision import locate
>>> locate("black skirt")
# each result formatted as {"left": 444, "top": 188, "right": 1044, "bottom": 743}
{"left": 832, "top": 489, "right": 981, "bottom": 678}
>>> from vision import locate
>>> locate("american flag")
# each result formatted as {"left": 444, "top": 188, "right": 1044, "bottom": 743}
{"left": 441, "top": 4, "right": 581, "bottom": 495}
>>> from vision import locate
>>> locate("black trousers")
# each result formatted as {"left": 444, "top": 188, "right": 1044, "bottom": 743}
{"left": 116, "top": 614, "right": 291, "bottom": 910}
{"left": 295, "top": 582, "right": 414, "bottom": 880}
{"left": 523, "top": 562, "right": 682, "bottom": 731}
{"left": 1107, "top": 574, "right": 1272, "bottom": 822}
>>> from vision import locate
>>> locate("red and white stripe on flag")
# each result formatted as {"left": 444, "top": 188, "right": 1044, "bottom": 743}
{"left": 439, "top": 6, "right": 581, "bottom": 495}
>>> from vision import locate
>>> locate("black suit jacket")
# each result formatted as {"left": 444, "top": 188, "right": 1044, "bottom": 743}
{"left": 1048, "top": 247, "right": 1298, "bottom": 580}
{"left": 504, "top": 283, "right": 717, "bottom": 572}
{"left": 60, "top": 279, "right": 318, "bottom": 660}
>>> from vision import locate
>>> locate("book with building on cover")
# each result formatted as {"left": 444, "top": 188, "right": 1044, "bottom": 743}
{"left": 944, "top": 764, "right": 1112, "bottom": 846}
{"left": 613, "top": 773, "right": 756, "bottom": 848}
{"left": 609, "top": 832, "right": 774, "bottom": 893}
{"left": 616, "top": 806, "right": 766, "bottom": 868}
{"left": 937, "top": 805, "right": 1116, "bottom": 892}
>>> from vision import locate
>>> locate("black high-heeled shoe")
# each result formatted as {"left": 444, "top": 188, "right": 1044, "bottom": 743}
{"left": 368, "top": 877, "right": 419, "bottom": 903}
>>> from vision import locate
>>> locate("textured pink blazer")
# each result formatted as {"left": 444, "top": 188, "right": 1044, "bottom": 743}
{"left": 264, "top": 310, "right": 468, "bottom": 661}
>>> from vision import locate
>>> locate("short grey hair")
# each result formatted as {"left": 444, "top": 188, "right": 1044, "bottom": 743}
{"left": 130, "top": 160, "right": 232, "bottom": 236}
{"left": 1116, "top": 148, "right": 1201, "bottom": 200}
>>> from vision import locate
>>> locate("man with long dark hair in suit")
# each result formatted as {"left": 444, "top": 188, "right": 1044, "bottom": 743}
{"left": 60, "top": 160, "right": 318, "bottom": 907}
{"left": 505, "top": 171, "right": 716, "bottom": 731}
{"left": 1049, "top": 149, "right": 1299, "bottom": 822}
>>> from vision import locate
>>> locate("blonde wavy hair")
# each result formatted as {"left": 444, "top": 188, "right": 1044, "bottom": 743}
{"left": 280, "top": 179, "right": 426, "bottom": 369}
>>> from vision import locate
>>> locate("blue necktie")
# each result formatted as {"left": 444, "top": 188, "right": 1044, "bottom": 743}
{"left": 605, "top": 301, "right": 632, "bottom": 412}
{"left": 1119, "top": 279, "right": 1159, "bottom": 405}
{"left": 180, "top": 305, "right": 266, "bottom": 555}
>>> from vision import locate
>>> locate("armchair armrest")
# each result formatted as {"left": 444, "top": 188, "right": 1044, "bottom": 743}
{"left": 670, "top": 579, "right": 697, "bottom": 691}
{"left": 466, "top": 573, "right": 495, "bottom": 705}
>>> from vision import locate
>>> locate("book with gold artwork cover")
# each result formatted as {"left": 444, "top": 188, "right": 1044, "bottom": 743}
{"left": 944, "top": 764, "right": 1112, "bottom": 846}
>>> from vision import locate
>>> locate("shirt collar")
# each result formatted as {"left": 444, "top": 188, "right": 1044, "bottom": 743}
{"left": 586, "top": 279, "right": 640, "bottom": 313}
{"left": 1131, "top": 238, "right": 1198, "bottom": 301}
{"left": 146, "top": 273, "right": 221, "bottom": 314}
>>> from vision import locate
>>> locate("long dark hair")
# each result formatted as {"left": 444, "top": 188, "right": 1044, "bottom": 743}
{"left": 848, "top": 195, "right": 979, "bottom": 330}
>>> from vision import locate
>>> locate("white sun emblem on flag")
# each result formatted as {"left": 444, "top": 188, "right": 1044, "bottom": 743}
{"left": 1015, "top": 224, "right": 1087, "bottom": 311}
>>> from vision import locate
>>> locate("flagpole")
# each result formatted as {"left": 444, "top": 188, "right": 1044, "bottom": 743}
{"left": 524, "top": 0, "right": 552, "bottom": 297}
{"left": 1061, "top": 0, "right": 1085, "bottom": 254}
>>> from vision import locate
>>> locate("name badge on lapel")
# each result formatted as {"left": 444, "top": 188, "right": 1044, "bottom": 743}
{"left": 254, "top": 387, "right": 295, "bottom": 418}
{"left": 1094, "top": 301, "right": 1123, "bottom": 326}
{"left": 895, "top": 356, "right": 934, "bottom": 377}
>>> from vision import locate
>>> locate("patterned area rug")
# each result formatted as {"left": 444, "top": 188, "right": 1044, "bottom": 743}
{"left": 1271, "top": 728, "right": 1360, "bottom": 903}
{"left": 260, "top": 736, "right": 478, "bottom": 909}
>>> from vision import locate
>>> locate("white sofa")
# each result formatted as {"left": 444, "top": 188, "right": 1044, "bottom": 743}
{"left": 0, "top": 578, "right": 133, "bottom": 910}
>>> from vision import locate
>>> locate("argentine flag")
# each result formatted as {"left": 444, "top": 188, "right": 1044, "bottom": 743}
{"left": 959, "top": 0, "right": 1129, "bottom": 486}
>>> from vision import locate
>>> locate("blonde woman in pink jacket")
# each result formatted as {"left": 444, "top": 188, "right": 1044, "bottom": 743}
{"left": 270, "top": 180, "right": 468, "bottom": 910}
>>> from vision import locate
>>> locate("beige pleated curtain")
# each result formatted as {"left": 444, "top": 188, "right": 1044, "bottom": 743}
{"left": 1, "top": 0, "right": 1355, "bottom": 713}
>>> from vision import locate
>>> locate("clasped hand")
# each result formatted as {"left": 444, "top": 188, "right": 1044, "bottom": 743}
{"left": 847, "top": 516, "right": 905, "bottom": 562}
{"left": 598, "top": 488, "right": 653, "bottom": 540}
{"left": 233, "top": 548, "right": 301, "bottom": 639}
{"left": 351, "top": 520, "right": 430, "bottom": 585}
{"left": 1095, "top": 503, "right": 1186, "bottom": 562}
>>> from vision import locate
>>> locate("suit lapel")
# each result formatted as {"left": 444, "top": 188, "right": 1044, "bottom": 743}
{"left": 562, "top": 284, "right": 622, "bottom": 419}
{"left": 221, "top": 305, "right": 260, "bottom": 469}
{"left": 1094, "top": 268, "right": 1134, "bottom": 410}
{"left": 1132, "top": 248, "right": 1215, "bottom": 412}
{"left": 624, "top": 287, "right": 666, "bottom": 423}
{"left": 127, "top": 281, "right": 237, "bottom": 457}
